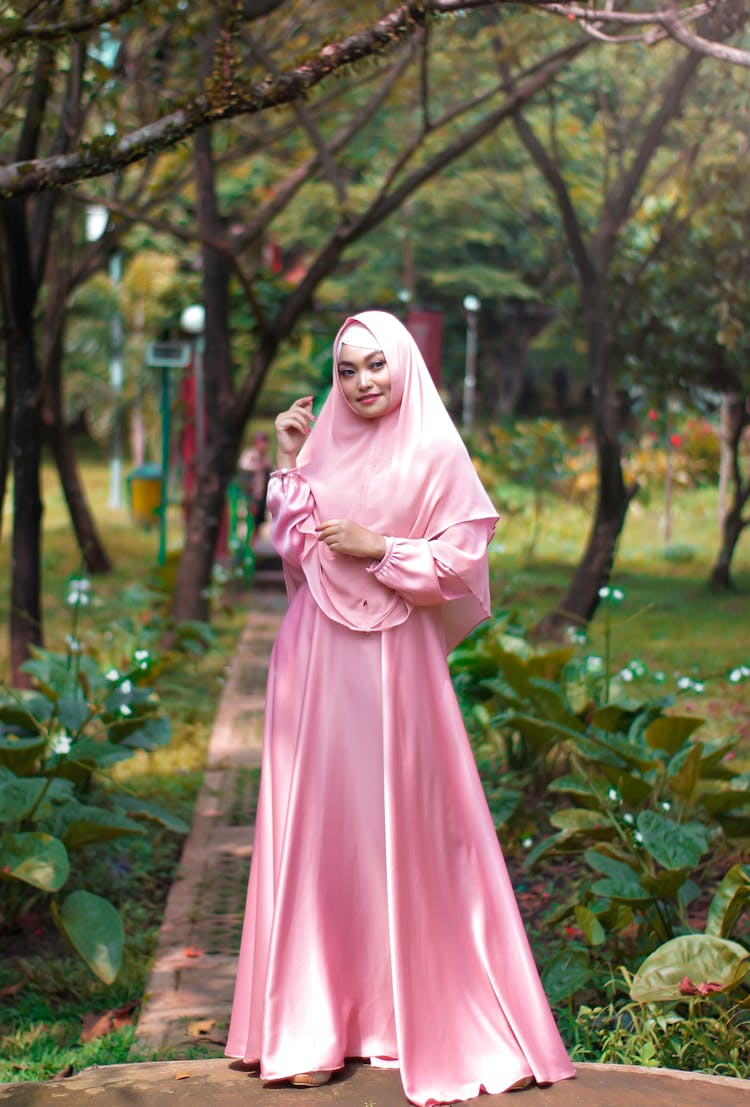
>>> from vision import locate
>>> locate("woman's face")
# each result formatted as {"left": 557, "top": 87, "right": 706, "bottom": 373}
{"left": 337, "top": 344, "right": 392, "bottom": 419}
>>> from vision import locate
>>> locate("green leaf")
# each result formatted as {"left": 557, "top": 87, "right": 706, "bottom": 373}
{"left": 630, "top": 934, "right": 750, "bottom": 1003}
{"left": 0, "top": 770, "right": 48, "bottom": 822}
{"left": 588, "top": 729, "right": 659, "bottom": 771}
{"left": 574, "top": 905, "right": 606, "bottom": 946}
{"left": 667, "top": 742, "right": 703, "bottom": 800}
{"left": 111, "top": 793, "right": 189, "bottom": 834}
{"left": 57, "top": 694, "right": 90, "bottom": 733}
{"left": 550, "top": 808, "right": 613, "bottom": 835}
{"left": 645, "top": 715, "right": 704, "bottom": 754}
{"left": 525, "top": 647, "right": 575, "bottom": 681}
{"left": 589, "top": 705, "right": 631, "bottom": 733}
{"left": 705, "top": 865, "right": 750, "bottom": 939}
{"left": 585, "top": 849, "right": 651, "bottom": 903}
{"left": 60, "top": 804, "right": 146, "bottom": 849}
{"left": 697, "top": 782, "right": 750, "bottom": 814}
{"left": 109, "top": 715, "right": 171, "bottom": 750}
{"left": 503, "top": 713, "right": 584, "bottom": 749}
{"left": 0, "top": 734, "right": 47, "bottom": 774}
{"left": 541, "top": 947, "right": 592, "bottom": 1004}
{"left": 641, "top": 867, "right": 691, "bottom": 900}
{"left": 636, "top": 811, "right": 708, "bottom": 871}
{"left": 51, "top": 890, "right": 123, "bottom": 984}
{"left": 0, "top": 831, "right": 69, "bottom": 891}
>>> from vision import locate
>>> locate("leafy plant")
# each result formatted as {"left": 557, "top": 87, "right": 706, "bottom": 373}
{"left": 0, "top": 579, "right": 190, "bottom": 982}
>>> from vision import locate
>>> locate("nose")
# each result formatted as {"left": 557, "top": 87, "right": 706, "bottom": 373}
{"left": 356, "top": 368, "right": 372, "bottom": 390}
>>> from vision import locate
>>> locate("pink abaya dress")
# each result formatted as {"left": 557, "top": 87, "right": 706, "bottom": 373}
{"left": 225, "top": 468, "right": 575, "bottom": 1105}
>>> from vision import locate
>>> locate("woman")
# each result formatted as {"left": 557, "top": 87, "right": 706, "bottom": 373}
{"left": 225, "top": 311, "right": 574, "bottom": 1104}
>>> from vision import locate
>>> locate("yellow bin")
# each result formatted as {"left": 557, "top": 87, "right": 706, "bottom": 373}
{"left": 127, "top": 464, "right": 163, "bottom": 527}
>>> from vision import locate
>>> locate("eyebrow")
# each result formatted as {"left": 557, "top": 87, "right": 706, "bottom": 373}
{"left": 337, "top": 350, "right": 385, "bottom": 369}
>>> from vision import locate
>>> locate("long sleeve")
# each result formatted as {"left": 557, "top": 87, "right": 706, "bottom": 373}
{"left": 367, "top": 520, "right": 492, "bottom": 608}
{"left": 267, "top": 469, "right": 316, "bottom": 568}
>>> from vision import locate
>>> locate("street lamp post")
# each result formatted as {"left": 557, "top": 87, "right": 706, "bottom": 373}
{"left": 462, "top": 294, "right": 480, "bottom": 433}
{"left": 86, "top": 204, "right": 124, "bottom": 508}
{"left": 180, "top": 303, "right": 206, "bottom": 461}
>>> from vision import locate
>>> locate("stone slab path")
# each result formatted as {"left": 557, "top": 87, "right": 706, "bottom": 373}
{"left": 135, "top": 588, "right": 287, "bottom": 1051}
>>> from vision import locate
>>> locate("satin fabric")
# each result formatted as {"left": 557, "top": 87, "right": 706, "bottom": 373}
{"left": 294, "top": 311, "right": 498, "bottom": 649}
{"left": 225, "top": 468, "right": 575, "bottom": 1104}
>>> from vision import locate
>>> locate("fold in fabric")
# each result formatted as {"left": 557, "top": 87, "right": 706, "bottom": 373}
{"left": 225, "top": 472, "right": 575, "bottom": 1104}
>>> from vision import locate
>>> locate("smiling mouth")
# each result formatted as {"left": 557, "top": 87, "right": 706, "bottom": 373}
{"left": 358, "top": 394, "right": 381, "bottom": 403}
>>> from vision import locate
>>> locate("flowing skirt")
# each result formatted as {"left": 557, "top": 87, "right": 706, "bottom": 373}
{"left": 225, "top": 586, "right": 574, "bottom": 1105}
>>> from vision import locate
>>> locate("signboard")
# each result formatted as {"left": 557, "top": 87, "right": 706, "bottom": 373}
{"left": 406, "top": 309, "right": 444, "bottom": 386}
{"left": 145, "top": 341, "right": 192, "bottom": 369}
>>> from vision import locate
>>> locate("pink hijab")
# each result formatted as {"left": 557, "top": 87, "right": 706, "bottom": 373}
{"left": 291, "top": 310, "right": 498, "bottom": 648}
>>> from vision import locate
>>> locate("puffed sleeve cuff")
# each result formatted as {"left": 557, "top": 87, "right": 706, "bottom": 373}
{"left": 366, "top": 537, "right": 396, "bottom": 575}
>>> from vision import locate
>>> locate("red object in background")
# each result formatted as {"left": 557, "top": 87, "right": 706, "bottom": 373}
{"left": 406, "top": 309, "right": 444, "bottom": 387}
{"left": 179, "top": 364, "right": 229, "bottom": 558}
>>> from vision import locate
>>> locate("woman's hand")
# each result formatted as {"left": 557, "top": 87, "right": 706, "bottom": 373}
{"left": 275, "top": 396, "right": 316, "bottom": 468}
{"left": 317, "top": 519, "right": 387, "bottom": 560}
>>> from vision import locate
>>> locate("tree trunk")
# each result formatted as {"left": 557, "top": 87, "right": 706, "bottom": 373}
{"left": 537, "top": 277, "right": 636, "bottom": 639}
{"left": 710, "top": 393, "right": 749, "bottom": 591}
{"left": 172, "top": 119, "right": 240, "bottom": 623}
{"left": 2, "top": 199, "right": 43, "bottom": 685}
{"left": 0, "top": 233, "right": 13, "bottom": 544}
{"left": 42, "top": 333, "right": 112, "bottom": 575}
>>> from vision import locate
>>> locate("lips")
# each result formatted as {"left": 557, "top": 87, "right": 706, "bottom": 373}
{"left": 358, "top": 394, "right": 381, "bottom": 404}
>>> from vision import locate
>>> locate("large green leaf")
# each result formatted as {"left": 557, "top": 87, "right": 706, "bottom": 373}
{"left": 109, "top": 715, "right": 171, "bottom": 750}
{"left": 60, "top": 804, "right": 146, "bottom": 849}
{"left": 636, "top": 811, "right": 708, "bottom": 871}
{"left": 585, "top": 848, "right": 651, "bottom": 903}
{"left": 51, "top": 890, "right": 123, "bottom": 984}
{"left": 0, "top": 734, "right": 47, "bottom": 774}
{"left": 111, "top": 793, "right": 189, "bottom": 833}
{"left": 0, "top": 769, "right": 47, "bottom": 822}
{"left": 550, "top": 808, "right": 614, "bottom": 837}
{"left": 645, "top": 715, "right": 704, "bottom": 754}
{"left": 56, "top": 694, "right": 90, "bottom": 734}
{"left": 588, "top": 729, "right": 659, "bottom": 771}
{"left": 705, "top": 865, "right": 750, "bottom": 939}
{"left": 541, "top": 947, "right": 592, "bottom": 1004}
{"left": 598, "top": 764, "right": 654, "bottom": 806}
{"left": 630, "top": 934, "right": 750, "bottom": 1003}
{"left": 698, "top": 782, "right": 750, "bottom": 814}
{"left": 0, "top": 831, "right": 69, "bottom": 891}
{"left": 641, "top": 867, "right": 691, "bottom": 900}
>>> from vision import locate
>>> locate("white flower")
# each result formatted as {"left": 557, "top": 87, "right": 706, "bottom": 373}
{"left": 677, "top": 676, "right": 692, "bottom": 690}
{"left": 634, "top": 832, "right": 644, "bottom": 845}
{"left": 134, "top": 649, "right": 150, "bottom": 662}
{"left": 119, "top": 704, "right": 133, "bottom": 717}
{"left": 586, "top": 656, "right": 603, "bottom": 673}
{"left": 65, "top": 635, "right": 82, "bottom": 653}
{"left": 693, "top": 682, "right": 704, "bottom": 693}
{"left": 106, "top": 668, "right": 120, "bottom": 681}
{"left": 608, "top": 788, "right": 619, "bottom": 802}
{"left": 522, "top": 837, "right": 534, "bottom": 850}
{"left": 612, "top": 588, "right": 624, "bottom": 601}
{"left": 619, "top": 668, "right": 634, "bottom": 683}
{"left": 51, "top": 732, "right": 72, "bottom": 754}
{"left": 120, "top": 679, "right": 133, "bottom": 694}
{"left": 654, "top": 671, "right": 666, "bottom": 683}
{"left": 661, "top": 801, "right": 671, "bottom": 811}
{"left": 598, "top": 586, "right": 610, "bottom": 599}
{"left": 623, "top": 813, "right": 634, "bottom": 825}
{"left": 729, "top": 668, "right": 742, "bottom": 683}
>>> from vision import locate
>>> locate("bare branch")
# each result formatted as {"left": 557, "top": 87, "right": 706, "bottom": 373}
{"left": 0, "top": 0, "right": 146, "bottom": 49}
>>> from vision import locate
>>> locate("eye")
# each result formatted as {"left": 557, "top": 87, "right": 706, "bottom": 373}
{"left": 369, "top": 360, "right": 386, "bottom": 371}
{"left": 337, "top": 367, "right": 355, "bottom": 378}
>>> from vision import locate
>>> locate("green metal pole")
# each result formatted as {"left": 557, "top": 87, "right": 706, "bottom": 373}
{"left": 157, "top": 364, "right": 170, "bottom": 566}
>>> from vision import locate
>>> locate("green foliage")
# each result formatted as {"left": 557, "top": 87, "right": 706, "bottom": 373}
{"left": 569, "top": 994, "right": 749, "bottom": 1076}
{"left": 0, "top": 579, "right": 193, "bottom": 982}
{"left": 453, "top": 598, "right": 750, "bottom": 1009}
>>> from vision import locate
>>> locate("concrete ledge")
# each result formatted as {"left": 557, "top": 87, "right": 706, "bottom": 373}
{"left": 1, "top": 1059, "right": 749, "bottom": 1105}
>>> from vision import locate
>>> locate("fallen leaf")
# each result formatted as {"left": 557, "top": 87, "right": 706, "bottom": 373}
{"left": 175, "top": 1072, "right": 192, "bottom": 1080}
{"left": 80, "top": 1002, "right": 136, "bottom": 1043}
{"left": 53, "top": 1064, "right": 75, "bottom": 1080}
{"left": 183, "top": 946, "right": 204, "bottom": 958}
{"left": 187, "top": 1018, "right": 216, "bottom": 1037}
